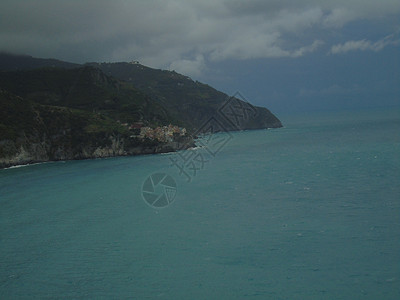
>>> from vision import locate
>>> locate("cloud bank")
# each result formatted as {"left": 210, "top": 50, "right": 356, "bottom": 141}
{"left": 0, "top": 0, "right": 399, "bottom": 77}
{"left": 330, "top": 32, "right": 400, "bottom": 54}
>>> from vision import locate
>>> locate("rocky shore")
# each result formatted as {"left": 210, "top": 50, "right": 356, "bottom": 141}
{"left": 0, "top": 134, "right": 195, "bottom": 169}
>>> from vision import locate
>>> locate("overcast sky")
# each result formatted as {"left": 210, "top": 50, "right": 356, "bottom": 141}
{"left": 0, "top": 0, "right": 399, "bottom": 113}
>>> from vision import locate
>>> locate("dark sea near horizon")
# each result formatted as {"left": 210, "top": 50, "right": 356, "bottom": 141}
{"left": 1, "top": 109, "right": 399, "bottom": 299}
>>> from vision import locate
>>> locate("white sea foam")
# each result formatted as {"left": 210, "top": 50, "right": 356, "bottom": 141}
{"left": 188, "top": 145, "right": 205, "bottom": 151}
{"left": 4, "top": 161, "right": 56, "bottom": 170}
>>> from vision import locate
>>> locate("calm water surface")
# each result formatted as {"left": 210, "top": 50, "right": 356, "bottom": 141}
{"left": 1, "top": 109, "right": 399, "bottom": 299}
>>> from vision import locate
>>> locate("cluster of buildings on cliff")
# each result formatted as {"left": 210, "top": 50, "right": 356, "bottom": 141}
{"left": 139, "top": 125, "right": 186, "bottom": 143}
{"left": 119, "top": 122, "right": 187, "bottom": 143}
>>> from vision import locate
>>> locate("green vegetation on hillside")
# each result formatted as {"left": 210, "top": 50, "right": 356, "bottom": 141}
{"left": 0, "top": 66, "right": 181, "bottom": 128}
{"left": 88, "top": 62, "right": 282, "bottom": 131}
{"left": 0, "top": 53, "right": 282, "bottom": 168}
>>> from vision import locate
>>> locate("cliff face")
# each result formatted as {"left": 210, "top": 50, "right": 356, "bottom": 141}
{"left": 0, "top": 134, "right": 191, "bottom": 169}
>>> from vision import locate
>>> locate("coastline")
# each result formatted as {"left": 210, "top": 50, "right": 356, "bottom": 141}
{"left": 0, "top": 138, "right": 196, "bottom": 170}
{"left": 0, "top": 125, "right": 286, "bottom": 170}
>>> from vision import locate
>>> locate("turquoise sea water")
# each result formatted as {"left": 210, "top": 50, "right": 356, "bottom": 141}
{"left": 1, "top": 109, "right": 399, "bottom": 299}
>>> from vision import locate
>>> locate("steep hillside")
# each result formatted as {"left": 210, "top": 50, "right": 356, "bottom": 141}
{"left": 0, "top": 53, "right": 282, "bottom": 132}
{"left": 0, "top": 66, "right": 181, "bottom": 126}
{"left": 0, "top": 52, "right": 80, "bottom": 71}
{"left": 88, "top": 62, "right": 283, "bottom": 131}
{"left": 0, "top": 67, "right": 193, "bottom": 168}
{"left": 0, "top": 53, "right": 282, "bottom": 168}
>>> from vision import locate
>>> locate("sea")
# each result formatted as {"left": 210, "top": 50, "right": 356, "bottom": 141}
{"left": 1, "top": 109, "right": 399, "bottom": 299}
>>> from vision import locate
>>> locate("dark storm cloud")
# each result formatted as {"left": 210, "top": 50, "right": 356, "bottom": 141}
{"left": 0, "top": 0, "right": 399, "bottom": 76}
